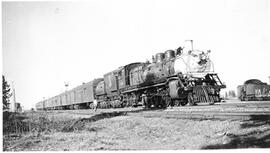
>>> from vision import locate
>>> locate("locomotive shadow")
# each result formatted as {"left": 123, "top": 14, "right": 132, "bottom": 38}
{"left": 201, "top": 115, "right": 270, "bottom": 149}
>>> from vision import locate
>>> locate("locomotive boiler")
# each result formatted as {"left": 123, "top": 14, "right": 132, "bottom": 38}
{"left": 96, "top": 47, "right": 225, "bottom": 108}
{"left": 36, "top": 45, "right": 226, "bottom": 110}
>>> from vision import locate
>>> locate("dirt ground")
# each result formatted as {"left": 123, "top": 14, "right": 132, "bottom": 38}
{"left": 3, "top": 106, "right": 270, "bottom": 151}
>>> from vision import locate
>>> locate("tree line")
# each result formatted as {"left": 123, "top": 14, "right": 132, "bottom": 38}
{"left": 224, "top": 90, "right": 236, "bottom": 98}
{"left": 3, "top": 75, "right": 12, "bottom": 110}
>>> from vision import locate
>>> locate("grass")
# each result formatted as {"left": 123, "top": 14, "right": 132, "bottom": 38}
{"left": 3, "top": 107, "right": 270, "bottom": 151}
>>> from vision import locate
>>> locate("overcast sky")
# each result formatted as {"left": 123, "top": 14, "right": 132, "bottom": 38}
{"left": 3, "top": 0, "right": 270, "bottom": 110}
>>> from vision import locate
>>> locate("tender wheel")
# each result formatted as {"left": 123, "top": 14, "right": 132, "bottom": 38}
{"left": 187, "top": 92, "right": 195, "bottom": 106}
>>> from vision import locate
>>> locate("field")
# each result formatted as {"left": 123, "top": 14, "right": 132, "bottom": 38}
{"left": 3, "top": 100, "right": 270, "bottom": 151}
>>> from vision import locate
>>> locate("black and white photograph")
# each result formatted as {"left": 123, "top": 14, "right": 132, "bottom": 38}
{"left": 2, "top": 0, "right": 270, "bottom": 151}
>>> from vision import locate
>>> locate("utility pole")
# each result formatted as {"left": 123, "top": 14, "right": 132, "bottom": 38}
{"left": 64, "top": 82, "right": 69, "bottom": 91}
{"left": 11, "top": 81, "right": 16, "bottom": 112}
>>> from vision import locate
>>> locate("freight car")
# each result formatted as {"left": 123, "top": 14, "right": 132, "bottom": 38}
{"left": 36, "top": 45, "right": 226, "bottom": 110}
{"left": 237, "top": 79, "right": 270, "bottom": 101}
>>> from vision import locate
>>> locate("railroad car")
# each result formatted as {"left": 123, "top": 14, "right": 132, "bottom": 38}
{"left": 37, "top": 78, "right": 103, "bottom": 110}
{"left": 237, "top": 79, "right": 270, "bottom": 101}
{"left": 35, "top": 101, "right": 44, "bottom": 110}
{"left": 36, "top": 45, "right": 226, "bottom": 110}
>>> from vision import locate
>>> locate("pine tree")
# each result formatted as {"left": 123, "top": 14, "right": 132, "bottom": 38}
{"left": 2, "top": 75, "right": 12, "bottom": 110}
{"left": 231, "top": 90, "right": 236, "bottom": 97}
{"left": 228, "top": 90, "right": 236, "bottom": 98}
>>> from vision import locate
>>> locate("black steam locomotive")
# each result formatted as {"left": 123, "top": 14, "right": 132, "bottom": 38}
{"left": 36, "top": 46, "right": 226, "bottom": 110}
{"left": 237, "top": 79, "right": 270, "bottom": 101}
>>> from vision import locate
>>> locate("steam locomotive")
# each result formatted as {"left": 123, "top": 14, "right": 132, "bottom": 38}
{"left": 36, "top": 46, "right": 226, "bottom": 110}
{"left": 237, "top": 79, "right": 270, "bottom": 101}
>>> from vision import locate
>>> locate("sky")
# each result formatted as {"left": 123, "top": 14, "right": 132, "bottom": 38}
{"left": 2, "top": 0, "right": 270, "bottom": 110}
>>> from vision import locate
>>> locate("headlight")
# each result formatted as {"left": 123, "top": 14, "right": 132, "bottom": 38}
{"left": 200, "top": 54, "right": 206, "bottom": 60}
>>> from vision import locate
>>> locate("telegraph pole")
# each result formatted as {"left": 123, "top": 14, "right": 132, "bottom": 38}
{"left": 11, "top": 81, "right": 16, "bottom": 112}
{"left": 64, "top": 82, "right": 69, "bottom": 91}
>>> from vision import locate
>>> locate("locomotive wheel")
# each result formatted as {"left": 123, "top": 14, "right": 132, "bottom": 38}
{"left": 240, "top": 97, "right": 244, "bottom": 101}
{"left": 180, "top": 101, "right": 187, "bottom": 106}
{"left": 89, "top": 103, "right": 94, "bottom": 109}
{"left": 209, "top": 101, "right": 215, "bottom": 105}
{"left": 153, "top": 96, "right": 161, "bottom": 108}
{"left": 121, "top": 100, "right": 127, "bottom": 107}
{"left": 160, "top": 96, "right": 169, "bottom": 108}
{"left": 69, "top": 105, "right": 74, "bottom": 110}
{"left": 146, "top": 98, "right": 152, "bottom": 108}
{"left": 217, "top": 94, "right": 221, "bottom": 102}
{"left": 174, "top": 100, "right": 180, "bottom": 106}
{"left": 166, "top": 98, "right": 172, "bottom": 107}
{"left": 187, "top": 92, "right": 195, "bottom": 106}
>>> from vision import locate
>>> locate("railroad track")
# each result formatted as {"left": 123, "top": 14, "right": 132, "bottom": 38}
{"left": 129, "top": 110, "right": 270, "bottom": 120}
{"left": 47, "top": 107, "right": 270, "bottom": 121}
{"left": 42, "top": 100, "right": 270, "bottom": 121}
